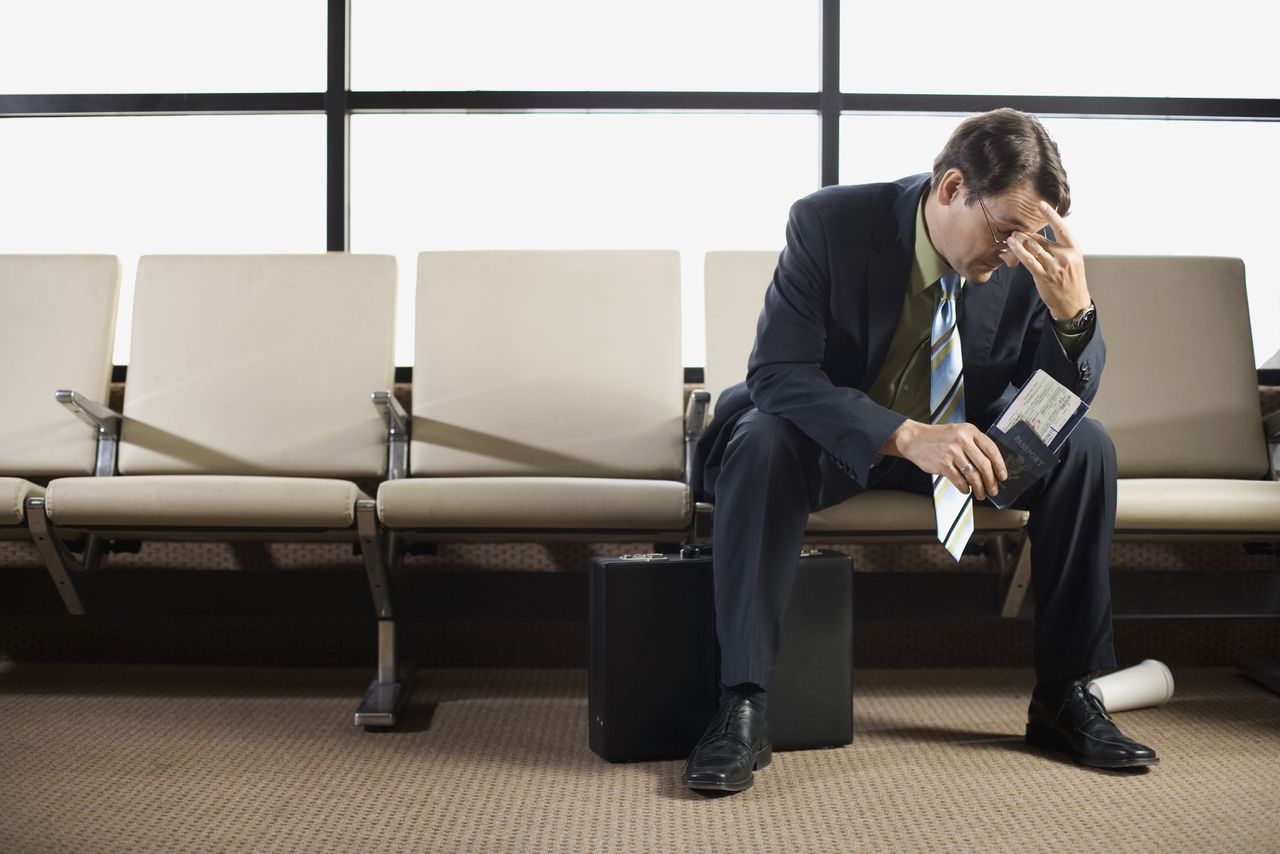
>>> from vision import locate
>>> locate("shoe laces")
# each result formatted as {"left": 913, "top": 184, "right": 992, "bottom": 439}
{"left": 1076, "top": 684, "right": 1114, "bottom": 723}
{"left": 691, "top": 697, "right": 756, "bottom": 753}
{"left": 712, "top": 695, "right": 758, "bottom": 735}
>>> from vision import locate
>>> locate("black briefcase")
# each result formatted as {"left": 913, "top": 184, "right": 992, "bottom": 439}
{"left": 588, "top": 548, "right": 853, "bottom": 763}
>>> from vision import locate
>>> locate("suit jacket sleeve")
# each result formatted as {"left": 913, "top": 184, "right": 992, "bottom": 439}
{"left": 745, "top": 197, "right": 907, "bottom": 486}
{"left": 975, "top": 289, "right": 1106, "bottom": 431}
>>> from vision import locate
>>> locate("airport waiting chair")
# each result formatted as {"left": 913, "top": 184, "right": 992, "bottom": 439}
{"left": 28, "top": 254, "right": 400, "bottom": 627}
{"left": 999, "top": 256, "right": 1280, "bottom": 616}
{"left": 702, "top": 251, "right": 1031, "bottom": 597}
{"left": 1, "top": 256, "right": 120, "bottom": 589}
{"left": 1078, "top": 258, "right": 1280, "bottom": 539}
{"left": 359, "top": 250, "right": 698, "bottom": 728}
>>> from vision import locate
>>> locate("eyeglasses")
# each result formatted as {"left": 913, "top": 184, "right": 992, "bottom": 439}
{"left": 976, "top": 196, "right": 1010, "bottom": 253}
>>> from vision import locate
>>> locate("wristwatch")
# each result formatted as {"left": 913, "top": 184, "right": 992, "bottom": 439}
{"left": 1052, "top": 303, "right": 1097, "bottom": 335}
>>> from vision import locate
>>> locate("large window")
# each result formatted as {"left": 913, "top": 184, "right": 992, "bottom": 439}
{"left": 352, "top": 113, "right": 817, "bottom": 365}
{"left": 0, "top": 116, "right": 326, "bottom": 364}
{"left": 840, "top": 1, "right": 1277, "bottom": 99}
{"left": 353, "top": 1, "right": 818, "bottom": 92}
{"left": 2, "top": 1, "right": 325, "bottom": 94}
{"left": 3, "top": 1, "right": 1277, "bottom": 367}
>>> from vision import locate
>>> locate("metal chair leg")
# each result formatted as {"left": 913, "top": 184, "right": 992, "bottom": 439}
{"left": 985, "top": 533, "right": 1011, "bottom": 575}
{"left": 354, "top": 498, "right": 408, "bottom": 729}
{"left": 354, "top": 619, "right": 404, "bottom": 728}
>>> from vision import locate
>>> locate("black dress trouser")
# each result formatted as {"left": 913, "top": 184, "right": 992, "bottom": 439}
{"left": 709, "top": 407, "right": 1119, "bottom": 689}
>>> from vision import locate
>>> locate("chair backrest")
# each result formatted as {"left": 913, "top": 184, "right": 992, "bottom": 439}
{"left": 0, "top": 255, "right": 120, "bottom": 476}
{"left": 704, "top": 251, "right": 777, "bottom": 411}
{"left": 412, "top": 250, "right": 683, "bottom": 479}
{"left": 119, "top": 254, "right": 397, "bottom": 477}
{"left": 1085, "top": 255, "right": 1267, "bottom": 479}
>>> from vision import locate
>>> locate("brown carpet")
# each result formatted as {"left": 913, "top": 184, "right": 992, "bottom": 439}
{"left": 1, "top": 663, "right": 1277, "bottom": 852}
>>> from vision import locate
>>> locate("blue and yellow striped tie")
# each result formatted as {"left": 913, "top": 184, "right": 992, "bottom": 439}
{"left": 930, "top": 271, "right": 973, "bottom": 561}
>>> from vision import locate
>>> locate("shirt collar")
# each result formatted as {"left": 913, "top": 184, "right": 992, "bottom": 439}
{"left": 911, "top": 190, "right": 960, "bottom": 295}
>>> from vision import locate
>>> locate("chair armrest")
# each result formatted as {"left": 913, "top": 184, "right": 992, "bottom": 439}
{"left": 372, "top": 390, "right": 410, "bottom": 480}
{"left": 685, "top": 388, "right": 711, "bottom": 443}
{"left": 684, "top": 388, "right": 711, "bottom": 488}
{"left": 55, "top": 389, "right": 121, "bottom": 477}
{"left": 56, "top": 389, "right": 120, "bottom": 433}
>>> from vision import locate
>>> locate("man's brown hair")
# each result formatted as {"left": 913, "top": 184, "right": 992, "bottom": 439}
{"left": 931, "top": 108, "right": 1071, "bottom": 216}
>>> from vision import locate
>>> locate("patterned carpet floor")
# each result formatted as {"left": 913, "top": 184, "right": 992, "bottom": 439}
{"left": 1, "top": 663, "right": 1277, "bottom": 852}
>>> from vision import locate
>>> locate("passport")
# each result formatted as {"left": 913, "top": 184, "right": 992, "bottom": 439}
{"left": 987, "top": 420, "right": 1058, "bottom": 509}
{"left": 985, "top": 370, "right": 1089, "bottom": 509}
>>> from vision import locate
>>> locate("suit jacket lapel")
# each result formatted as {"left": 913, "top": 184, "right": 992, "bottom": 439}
{"left": 958, "top": 264, "right": 1011, "bottom": 360}
{"left": 862, "top": 176, "right": 929, "bottom": 389}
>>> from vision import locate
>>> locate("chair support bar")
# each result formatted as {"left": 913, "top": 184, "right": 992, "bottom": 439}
{"left": 372, "top": 390, "right": 409, "bottom": 481}
{"left": 356, "top": 499, "right": 393, "bottom": 619}
{"left": 1000, "top": 536, "right": 1033, "bottom": 618}
{"left": 55, "top": 389, "right": 121, "bottom": 477}
{"left": 25, "top": 497, "right": 101, "bottom": 615}
{"left": 1264, "top": 411, "right": 1280, "bottom": 479}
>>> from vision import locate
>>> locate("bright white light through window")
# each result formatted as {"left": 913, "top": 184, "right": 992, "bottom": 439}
{"left": 840, "top": 0, "right": 1278, "bottom": 98}
{"left": 1, "top": 1, "right": 325, "bottom": 94}
{"left": 353, "top": 0, "right": 819, "bottom": 92}
{"left": 351, "top": 113, "right": 820, "bottom": 366}
{"left": 0, "top": 116, "right": 327, "bottom": 364}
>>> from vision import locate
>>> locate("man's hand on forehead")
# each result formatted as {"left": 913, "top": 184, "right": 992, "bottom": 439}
{"left": 1008, "top": 201, "right": 1092, "bottom": 321}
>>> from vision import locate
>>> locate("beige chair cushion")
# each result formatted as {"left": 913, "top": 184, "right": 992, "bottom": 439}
{"left": 120, "top": 254, "right": 396, "bottom": 478}
{"left": 2, "top": 478, "right": 45, "bottom": 526}
{"left": 0, "top": 255, "right": 119, "bottom": 476}
{"left": 1116, "top": 479, "right": 1280, "bottom": 533}
{"left": 704, "top": 251, "right": 775, "bottom": 411}
{"left": 1086, "top": 256, "right": 1268, "bottom": 479}
{"left": 378, "top": 477, "right": 691, "bottom": 532}
{"left": 44, "top": 476, "right": 366, "bottom": 529}
{"left": 412, "top": 251, "right": 683, "bottom": 479}
{"left": 807, "top": 490, "right": 1028, "bottom": 534}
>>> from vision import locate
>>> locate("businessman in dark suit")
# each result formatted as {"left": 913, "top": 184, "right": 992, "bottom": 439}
{"left": 684, "top": 109, "right": 1158, "bottom": 795}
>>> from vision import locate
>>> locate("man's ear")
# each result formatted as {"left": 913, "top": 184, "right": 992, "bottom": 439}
{"left": 936, "top": 168, "right": 965, "bottom": 206}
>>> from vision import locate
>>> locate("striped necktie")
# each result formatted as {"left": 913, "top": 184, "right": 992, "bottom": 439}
{"left": 930, "top": 270, "right": 973, "bottom": 561}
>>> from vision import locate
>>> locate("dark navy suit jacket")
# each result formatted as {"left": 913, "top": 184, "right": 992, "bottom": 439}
{"left": 697, "top": 173, "right": 1105, "bottom": 499}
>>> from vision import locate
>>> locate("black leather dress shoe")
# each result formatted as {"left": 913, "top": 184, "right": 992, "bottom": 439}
{"left": 1026, "top": 677, "right": 1159, "bottom": 769}
{"left": 682, "top": 692, "right": 771, "bottom": 794}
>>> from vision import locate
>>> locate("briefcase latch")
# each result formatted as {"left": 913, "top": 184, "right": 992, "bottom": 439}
{"left": 617, "top": 553, "right": 669, "bottom": 561}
